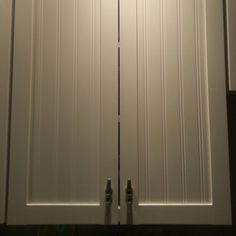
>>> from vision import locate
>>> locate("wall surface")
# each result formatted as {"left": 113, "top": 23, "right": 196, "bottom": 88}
{"left": 227, "top": 94, "right": 236, "bottom": 225}
{"left": 0, "top": 0, "right": 12, "bottom": 224}
{"left": 226, "top": 0, "right": 236, "bottom": 90}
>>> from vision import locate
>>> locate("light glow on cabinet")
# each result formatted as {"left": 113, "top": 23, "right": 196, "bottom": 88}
{"left": 139, "top": 203, "right": 213, "bottom": 206}
{"left": 27, "top": 203, "right": 100, "bottom": 207}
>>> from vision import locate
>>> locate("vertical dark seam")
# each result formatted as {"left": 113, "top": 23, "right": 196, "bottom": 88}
{"left": 5, "top": 0, "right": 16, "bottom": 223}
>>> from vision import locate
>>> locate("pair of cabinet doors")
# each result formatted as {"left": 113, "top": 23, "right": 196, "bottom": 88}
{"left": 5, "top": 0, "right": 231, "bottom": 225}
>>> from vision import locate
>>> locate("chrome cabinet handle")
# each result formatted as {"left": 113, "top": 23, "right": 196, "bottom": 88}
{"left": 105, "top": 178, "right": 113, "bottom": 205}
{"left": 126, "top": 179, "right": 133, "bottom": 204}
{"left": 126, "top": 179, "right": 133, "bottom": 224}
{"left": 105, "top": 178, "right": 112, "bottom": 224}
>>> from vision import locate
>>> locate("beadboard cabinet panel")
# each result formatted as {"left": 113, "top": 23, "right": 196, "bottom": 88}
{"left": 6, "top": 0, "right": 231, "bottom": 226}
{"left": 0, "top": 0, "right": 12, "bottom": 224}
{"left": 120, "top": 0, "right": 231, "bottom": 224}
{"left": 227, "top": 0, "right": 236, "bottom": 91}
{"left": 7, "top": 0, "right": 118, "bottom": 224}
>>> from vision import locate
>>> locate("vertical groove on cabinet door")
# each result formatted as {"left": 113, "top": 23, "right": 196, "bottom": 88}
{"left": 31, "top": 0, "right": 44, "bottom": 201}
{"left": 197, "top": 0, "right": 206, "bottom": 202}
{"left": 54, "top": 0, "right": 61, "bottom": 200}
{"left": 160, "top": 0, "right": 168, "bottom": 203}
{"left": 94, "top": 0, "right": 100, "bottom": 201}
{"left": 96, "top": 0, "right": 101, "bottom": 202}
{"left": 177, "top": 0, "right": 187, "bottom": 203}
{"left": 89, "top": 0, "right": 100, "bottom": 201}
{"left": 143, "top": 0, "right": 150, "bottom": 202}
{"left": 137, "top": 0, "right": 142, "bottom": 202}
{"left": 89, "top": 0, "right": 94, "bottom": 178}
{"left": 194, "top": 0, "right": 205, "bottom": 202}
{"left": 97, "top": 0, "right": 101, "bottom": 202}
{"left": 71, "top": 0, "right": 78, "bottom": 201}
{"left": 137, "top": 0, "right": 144, "bottom": 202}
{"left": 26, "top": 0, "right": 36, "bottom": 203}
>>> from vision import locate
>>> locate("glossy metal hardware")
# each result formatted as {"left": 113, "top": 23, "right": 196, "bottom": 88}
{"left": 126, "top": 179, "right": 133, "bottom": 224}
{"left": 126, "top": 179, "right": 133, "bottom": 204}
{"left": 105, "top": 178, "right": 113, "bottom": 205}
{"left": 105, "top": 178, "right": 112, "bottom": 224}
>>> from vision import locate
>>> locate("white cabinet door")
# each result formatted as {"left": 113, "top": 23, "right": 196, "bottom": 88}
{"left": 226, "top": 0, "right": 236, "bottom": 91}
{"left": 0, "top": 0, "right": 12, "bottom": 224}
{"left": 120, "top": 0, "right": 231, "bottom": 224}
{"left": 7, "top": 0, "right": 118, "bottom": 224}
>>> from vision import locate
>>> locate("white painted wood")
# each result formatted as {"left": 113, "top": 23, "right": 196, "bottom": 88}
{"left": 120, "top": 0, "right": 231, "bottom": 224}
{"left": 7, "top": 0, "right": 118, "bottom": 224}
{"left": 0, "top": 0, "right": 12, "bottom": 224}
{"left": 226, "top": 0, "right": 236, "bottom": 91}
